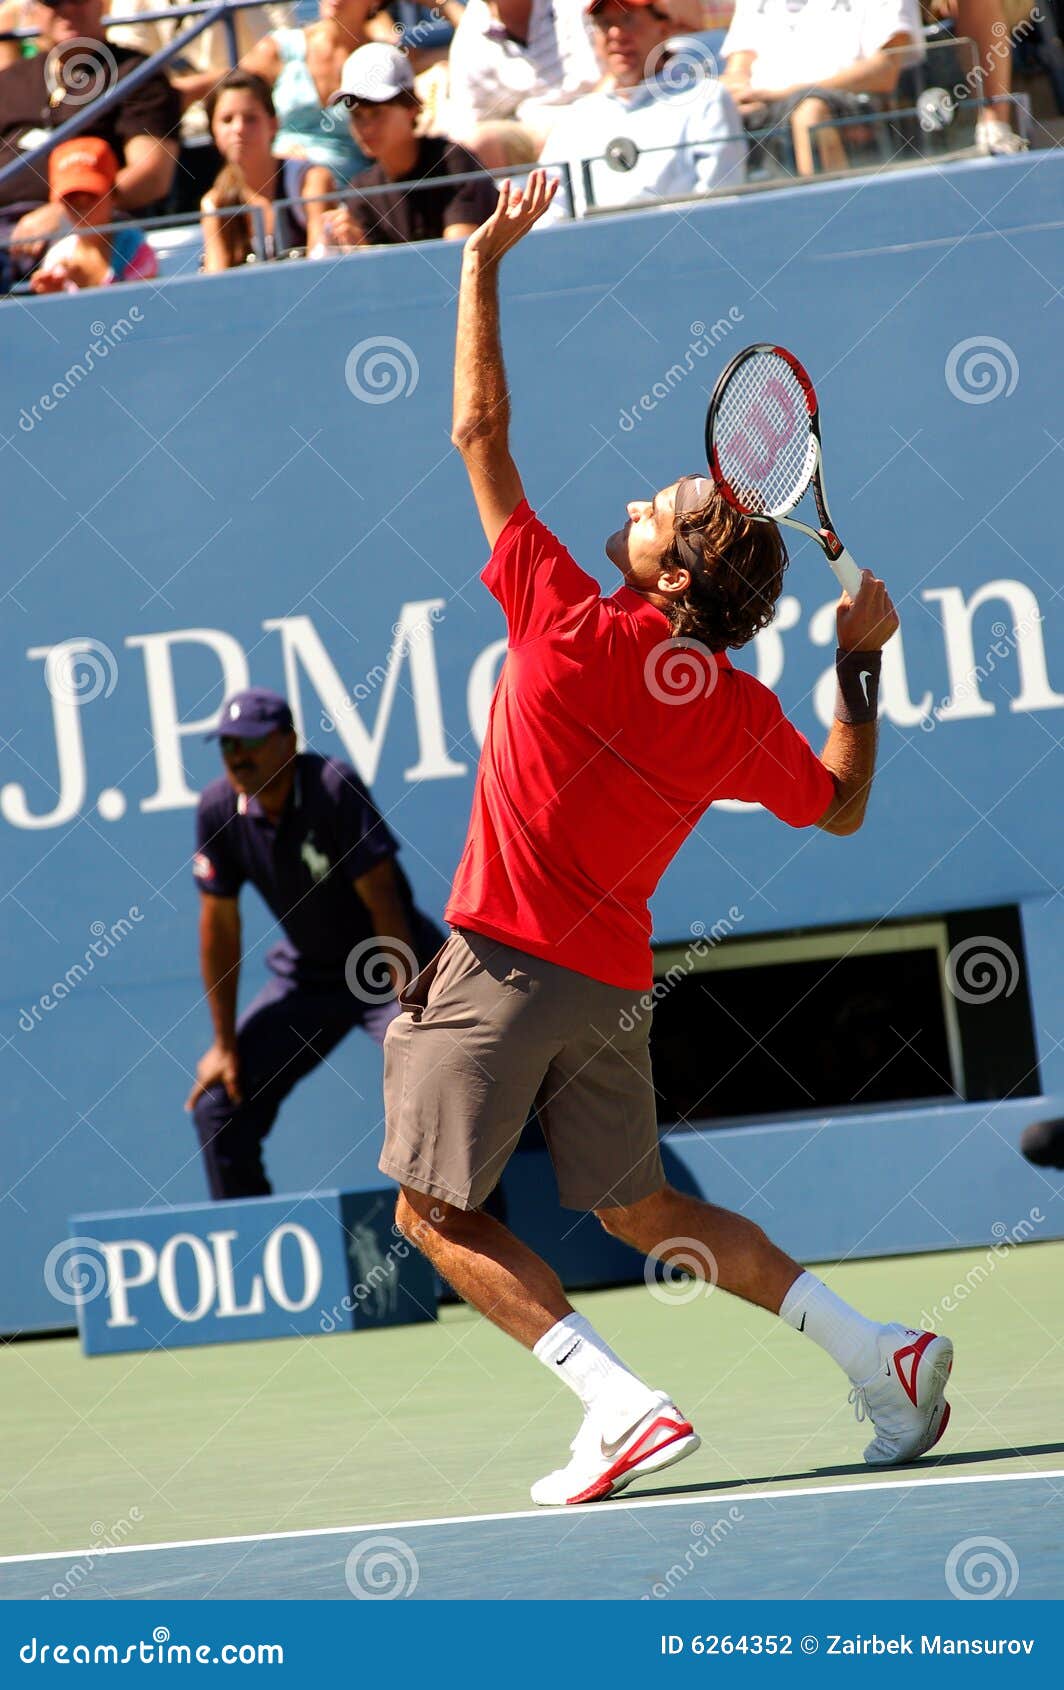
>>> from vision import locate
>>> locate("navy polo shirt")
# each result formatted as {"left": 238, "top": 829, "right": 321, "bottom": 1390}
{"left": 193, "top": 753, "right": 425, "bottom": 990}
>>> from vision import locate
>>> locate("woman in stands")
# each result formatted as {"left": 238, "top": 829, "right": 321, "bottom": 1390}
{"left": 200, "top": 72, "right": 336, "bottom": 271}
{"left": 180, "top": 0, "right": 396, "bottom": 186}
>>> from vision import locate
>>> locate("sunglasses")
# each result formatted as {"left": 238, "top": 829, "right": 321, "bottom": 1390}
{"left": 220, "top": 734, "right": 268, "bottom": 754}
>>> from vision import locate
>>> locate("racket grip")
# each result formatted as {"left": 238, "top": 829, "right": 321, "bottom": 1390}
{"left": 831, "top": 546, "right": 863, "bottom": 598}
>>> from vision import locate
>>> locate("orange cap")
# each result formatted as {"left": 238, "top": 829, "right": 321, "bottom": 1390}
{"left": 49, "top": 136, "right": 119, "bottom": 201}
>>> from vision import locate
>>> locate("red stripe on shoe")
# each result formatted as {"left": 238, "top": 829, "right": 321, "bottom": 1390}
{"left": 892, "top": 1331, "right": 936, "bottom": 1407}
{"left": 927, "top": 1399, "right": 951, "bottom": 1452}
{"left": 567, "top": 1415, "right": 695, "bottom": 1506}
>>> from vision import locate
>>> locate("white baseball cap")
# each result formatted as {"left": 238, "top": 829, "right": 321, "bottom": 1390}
{"left": 328, "top": 44, "right": 416, "bottom": 107}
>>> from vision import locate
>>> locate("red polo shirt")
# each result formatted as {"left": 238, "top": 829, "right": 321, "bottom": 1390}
{"left": 445, "top": 502, "right": 834, "bottom": 989}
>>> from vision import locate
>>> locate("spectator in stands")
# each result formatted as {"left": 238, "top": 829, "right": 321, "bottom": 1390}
{"left": 186, "top": 686, "right": 443, "bottom": 1201}
{"left": 539, "top": 0, "right": 745, "bottom": 220}
{"left": 442, "top": 0, "right": 602, "bottom": 167}
{"left": 30, "top": 134, "right": 157, "bottom": 290}
{"left": 932, "top": 0, "right": 1028, "bottom": 153}
{"left": 314, "top": 43, "right": 496, "bottom": 249}
{"left": 100, "top": 1, "right": 287, "bottom": 98}
{"left": 0, "top": 0, "right": 179, "bottom": 282}
{"left": 0, "top": 0, "right": 35, "bottom": 71}
{"left": 721, "top": 0, "right": 924, "bottom": 177}
{"left": 178, "top": 0, "right": 396, "bottom": 186}
{"left": 200, "top": 71, "right": 335, "bottom": 271}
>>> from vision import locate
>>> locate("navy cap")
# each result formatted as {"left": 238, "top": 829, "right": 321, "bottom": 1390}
{"left": 207, "top": 688, "right": 295, "bottom": 741}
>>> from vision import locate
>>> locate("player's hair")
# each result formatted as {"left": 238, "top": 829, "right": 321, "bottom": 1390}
{"left": 663, "top": 490, "right": 789, "bottom": 652}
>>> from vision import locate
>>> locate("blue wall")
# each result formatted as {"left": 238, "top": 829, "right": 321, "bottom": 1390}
{"left": 3, "top": 154, "right": 1064, "bottom": 1332}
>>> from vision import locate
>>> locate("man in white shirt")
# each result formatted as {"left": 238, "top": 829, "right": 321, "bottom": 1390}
{"left": 540, "top": 0, "right": 745, "bottom": 220}
{"left": 721, "top": 0, "right": 923, "bottom": 176}
{"left": 443, "top": 0, "right": 602, "bottom": 165}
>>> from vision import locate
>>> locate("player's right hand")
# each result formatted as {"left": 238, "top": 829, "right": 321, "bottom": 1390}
{"left": 837, "top": 569, "right": 899, "bottom": 652}
{"left": 465, "top": 170, "right": 558, "bottom": 265}
{"left": 185, "top": 1043, "right": 242, "bottom": 1111}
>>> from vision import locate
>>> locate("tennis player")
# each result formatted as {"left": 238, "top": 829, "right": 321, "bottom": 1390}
{"left": 380, "top": 172, "right": 954, "bottom": 1505}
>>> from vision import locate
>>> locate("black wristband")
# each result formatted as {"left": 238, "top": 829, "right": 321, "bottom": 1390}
{"left": 834, "top": 648, "right": 881, "bottom": 725}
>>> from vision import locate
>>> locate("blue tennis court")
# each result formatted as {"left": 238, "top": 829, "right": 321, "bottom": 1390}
{"left": 2, "top": 1472, "right": 1060, "bottom": 1602}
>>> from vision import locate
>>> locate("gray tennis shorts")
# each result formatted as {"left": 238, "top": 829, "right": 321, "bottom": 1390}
{"left": 379, "top": 929, "right": 665, "bottom": 1213}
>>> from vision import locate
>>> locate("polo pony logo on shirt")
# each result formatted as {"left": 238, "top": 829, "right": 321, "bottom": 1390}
{"left": 300, "top": 833, "right": 331, "bottom": 884}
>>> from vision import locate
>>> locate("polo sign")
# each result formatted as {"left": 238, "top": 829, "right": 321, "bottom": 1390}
{"left": 65, "top": 1190, "right": 436, "bottom": 1355}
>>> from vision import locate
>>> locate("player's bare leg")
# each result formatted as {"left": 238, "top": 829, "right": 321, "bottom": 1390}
{"left": 598, "top": 1185, "right": 953, "bottom": 1469}
{"left": 395, "top": 1185, "right": 701, "bottom": 1504}
{"left": 395, "top": 1187, "right": 571, "bottom": 1348}
{"left": 597, "top": 1185, "right": 802, "bottom": 1313}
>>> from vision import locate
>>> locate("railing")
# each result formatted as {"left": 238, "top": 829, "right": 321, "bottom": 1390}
{"left": 0, "top": 1, "right": 457, "bottom": 204}
{"left": 0, "top": 5, "right": 235, "bottom": 198}
{"left": 0, "top": 17, "right": 1047, "bottom": 294}
{"left": 0, "top": 164, "right": 582, "bottom": 294}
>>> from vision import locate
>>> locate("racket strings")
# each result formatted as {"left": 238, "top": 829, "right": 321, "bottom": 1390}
{"left": 712, "top": 353, "right": 812, "bottom": 517}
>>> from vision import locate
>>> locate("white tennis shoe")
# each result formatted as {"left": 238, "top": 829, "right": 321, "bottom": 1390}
{"left": 849, "top": 1325, "right": 953, "bottom": 1466}
{"left": 531, "top": 1391, "right": 700, "bottom": 1506}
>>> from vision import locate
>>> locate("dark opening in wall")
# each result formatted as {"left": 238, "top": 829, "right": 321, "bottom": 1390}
{"left": 649, "top": 908, "right": 1038, "bottom": 1130}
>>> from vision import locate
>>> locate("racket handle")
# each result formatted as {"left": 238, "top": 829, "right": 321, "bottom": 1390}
{"left": 830, "top": 546, "right": 863, "bottom": 598}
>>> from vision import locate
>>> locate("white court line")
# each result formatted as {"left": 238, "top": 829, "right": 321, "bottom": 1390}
{"left": 1, "top": 1466, "right": 1061, "bottom": 1569}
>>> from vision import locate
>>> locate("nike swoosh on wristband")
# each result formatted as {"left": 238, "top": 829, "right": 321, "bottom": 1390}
{"left": 858, "top": 669, "right": 872, "bottom": 705}
{"left": 555, "top": 1342, "right": 581, "bottom": 1366}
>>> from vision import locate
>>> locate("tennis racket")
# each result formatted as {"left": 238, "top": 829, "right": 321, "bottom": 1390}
{"left": 705, "top": 343, "right": 863, "bottom": 597}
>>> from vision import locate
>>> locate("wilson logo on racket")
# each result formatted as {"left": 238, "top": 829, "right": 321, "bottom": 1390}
{"left": 706, "top": 343, "right": 861, "bottom": 597}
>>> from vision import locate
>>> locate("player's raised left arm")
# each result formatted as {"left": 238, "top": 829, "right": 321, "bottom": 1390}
{"left": 451, "top": 172, "right": 557, "bottom": 548}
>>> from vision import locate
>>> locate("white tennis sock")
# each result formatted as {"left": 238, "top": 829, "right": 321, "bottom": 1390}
{"left": 534, "top": 1313, "right": 658, "bottom": 1428}
{"left": 779, "top": 1271, "right": 884, "bottom": 1382}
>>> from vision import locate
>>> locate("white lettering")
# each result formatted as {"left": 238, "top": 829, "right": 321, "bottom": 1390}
{"left": 101, "top": 1240, "right": 157, "bottom": 1329}
{"left": 264, "top": 606, "right": 465, "bottom": 783}
{"left": 924, "top": 580, "right": 1064, "bottom": 721}
{"left": 262, "top": 1223, "right": 322, "bottom": 1312}
{"left": 156, "top": 1233, "right": 217, "bottom": 1322}
{"left": 126, "top": 629, "right": 249, "bottom": 812}
{"left": 209, "top": 1230, "right": 266, "bottom": 1318}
